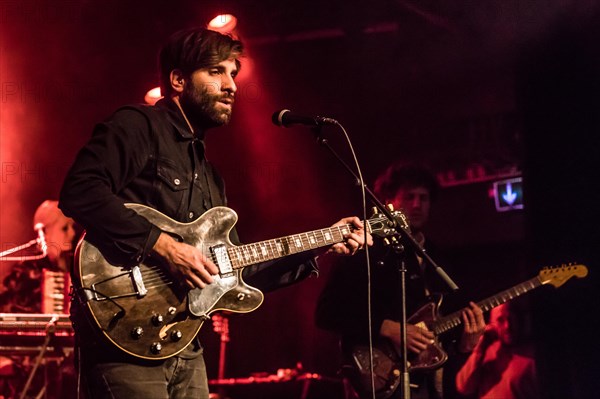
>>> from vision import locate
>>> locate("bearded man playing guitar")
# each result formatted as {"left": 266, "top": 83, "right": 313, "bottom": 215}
{"left": 316, "top": 163, "right": 485, "bottom": 399}
{"left": 59, "top": 28, "right": 370, "bottom": 399}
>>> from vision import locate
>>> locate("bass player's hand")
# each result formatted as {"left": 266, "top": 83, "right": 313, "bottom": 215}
{"left": 153, "top": 232, "right": 219, "bottom": 289}
{"left": 380, "top": 319, "right": 435, "bottom": 354}
{"left": 458, "top": 301, "right": 486, "bottom": 352}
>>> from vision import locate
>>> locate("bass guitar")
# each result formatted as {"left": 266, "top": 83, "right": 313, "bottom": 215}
{"left": 73, "top": 204, "right": 401, "bottom": 360}
{"left": 347, "top": 264, "right": 588, "bottom": 399}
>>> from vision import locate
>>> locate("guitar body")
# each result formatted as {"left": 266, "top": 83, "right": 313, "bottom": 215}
{"left": 346, "top": 301, "right": 448, "bottom": 399}
{"left": 345, "top": 340, "right": 401, "bottom": 399}
{"left": 74, "top": 204, "right": 264, "bottom": 360}
{"left": 406, "top": 301, "right": 448, "bottom": 372}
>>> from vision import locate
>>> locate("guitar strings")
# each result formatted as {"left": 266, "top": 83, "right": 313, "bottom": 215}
{"left": 227, "top": 224, "right": 352, "bottom": 268}
{"left": 135, "top": 223, "right": 363, "bottom": 289}
{"left": 139, "top": 265, "right": 174, "bottom": 289}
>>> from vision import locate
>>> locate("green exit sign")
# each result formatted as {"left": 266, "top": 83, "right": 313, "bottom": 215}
{"left": 493, "top": 177, "right": 523, "bottom": 212}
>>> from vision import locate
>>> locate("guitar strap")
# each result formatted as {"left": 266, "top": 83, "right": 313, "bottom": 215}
{"left": 202, "top": 158, "right": 226, "bottom": 208}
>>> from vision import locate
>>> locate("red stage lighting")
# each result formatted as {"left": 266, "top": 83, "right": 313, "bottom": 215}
{"left": 208, "top": 14, "right": 238, "bottom": 33}
{"left": 144, "top": 87, "right": 162, "bottom": 105}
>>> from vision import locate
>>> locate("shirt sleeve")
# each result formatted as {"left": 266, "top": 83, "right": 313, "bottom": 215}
{"left": 242, "top": 254, "right": 319, "bottom": 293}
{"left": 59, "top": 108, "right": 162, "bottom": 266}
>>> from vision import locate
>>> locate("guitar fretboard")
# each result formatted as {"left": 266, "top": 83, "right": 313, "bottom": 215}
{"left": 433, "top": 276, "right": 542, "bottom": 335}
{"left": 227, "top": 225, "right": 353, "bottom": 269}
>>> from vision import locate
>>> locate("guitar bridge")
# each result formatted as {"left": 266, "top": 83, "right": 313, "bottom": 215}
{"left": 89, "top": 265, "right": 148, "bottom": 301}
{"left": 210, "top": 244, "right": 234, "bottom": 278}
{"left": 131, "top": 265, "right": 148, "bottom": 297}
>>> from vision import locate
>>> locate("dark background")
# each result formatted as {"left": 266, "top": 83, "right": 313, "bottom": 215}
{"left": 1, "top": 1, "right": 598, "bottom": 397}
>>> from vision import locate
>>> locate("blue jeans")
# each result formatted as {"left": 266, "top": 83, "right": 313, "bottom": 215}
{"left": 83, "top": 354, "right": 209, "bottom": 399}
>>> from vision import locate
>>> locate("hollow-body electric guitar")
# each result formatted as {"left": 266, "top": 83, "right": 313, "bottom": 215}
{"left": 74, "top": 203, "right": 400, "bottom": 360}
{"left": 347, "top": 264, "right": 588, "bottom": 399}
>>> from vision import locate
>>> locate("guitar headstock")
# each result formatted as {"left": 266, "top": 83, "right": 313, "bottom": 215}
{"left": 367, "top": 205, "right": 410, "bottom": 240}
{"left": 539, "top": 264, "right": 588, "bottom": 288}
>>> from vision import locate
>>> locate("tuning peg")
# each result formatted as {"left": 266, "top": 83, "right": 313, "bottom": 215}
{"left": 383, "top": 238, "right": 391, "bottom": 246}
{"left": 371, "top": 206, "right": 379, "bottom": 216}
{"left": 386, "top": 203, "right": 395, "bottom": 211}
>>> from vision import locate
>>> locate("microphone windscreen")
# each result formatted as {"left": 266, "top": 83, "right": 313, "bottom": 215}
{"left": 272, "top": 109, "right": 290, "bottom": 126}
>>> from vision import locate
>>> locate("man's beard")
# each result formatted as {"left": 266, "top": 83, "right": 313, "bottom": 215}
{"left": 180, "top": 83, "right": 233, "bottom": 129}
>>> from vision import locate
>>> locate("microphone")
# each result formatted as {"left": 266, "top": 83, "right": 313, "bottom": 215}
{"left": 34, "top": 223, "right": 48, "bottom": 256}
{"left": 272, "top": 109, "right": 338, "bottom": 128}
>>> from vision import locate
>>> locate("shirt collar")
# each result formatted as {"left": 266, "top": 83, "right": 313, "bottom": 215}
{"left": 155, "top": 98, "right": 205, "bottom": 141}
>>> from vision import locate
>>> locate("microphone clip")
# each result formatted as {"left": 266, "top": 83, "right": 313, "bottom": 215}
{"left": 315, "top": 116, "right": 338, "bottom": 125}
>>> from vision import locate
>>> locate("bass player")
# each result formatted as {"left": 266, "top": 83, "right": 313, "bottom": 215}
{"left": 316, "top": 162, "right": 485, "bottom": 399}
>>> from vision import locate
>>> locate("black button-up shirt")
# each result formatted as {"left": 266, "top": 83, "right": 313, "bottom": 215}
{"left": 60, "top": 98, "right": 225, "bottom": 265}
{"left": 60, "top": 98, "right": 316, "bottom": 291}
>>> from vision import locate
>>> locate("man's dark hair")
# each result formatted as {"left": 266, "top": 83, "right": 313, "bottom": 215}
{"left": 374, "top": 162, "right": 440, "bottom": 201}
{"left": 159, "top": 28, "right": 244, "bottom": 96}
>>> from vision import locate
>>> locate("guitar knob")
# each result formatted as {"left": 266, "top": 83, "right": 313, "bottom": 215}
{"left": 152, "top": 314, "right": 164, "bottom": 326}
{"left": 131, "top": 326, "right": 144, "bottom": 339}
{"left": 171, "top": 330, "right": 183, "bottom": 341}
{"left": 151, "top": 342, "right": 162, "bottom": 354}
{"left": 393, "top": 243, "right": 404, "bottom": 252}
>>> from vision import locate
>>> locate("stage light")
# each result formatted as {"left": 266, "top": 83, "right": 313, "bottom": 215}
{"left": 208, "top": 14, "right": 237, "bottom": 33}
{"left": 144, "top": 87, "right": 162, "bottom": 105}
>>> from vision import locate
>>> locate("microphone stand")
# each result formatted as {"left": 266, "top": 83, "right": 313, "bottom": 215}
{"left": 212, "top": 313, "right": 230, "bottom": 399}
{"left": 310, "top": 124, "right": 459, "bottom": 399}
{"left": 0, "top": 238, "right": 47, "bottom": 261}
{"left": 19, "top": 315, "right": 58, "bottom": 399}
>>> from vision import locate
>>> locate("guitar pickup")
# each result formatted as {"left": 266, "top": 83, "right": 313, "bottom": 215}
{"left": 211, "top": 244, "right": 234, "bottom": 278}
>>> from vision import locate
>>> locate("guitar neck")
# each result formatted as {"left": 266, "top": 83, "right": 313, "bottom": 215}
{"left": 227, "top": 224, "right": 354, "bottom": 269}
{"left": 433, "top": 276, "right": 542, "bottom": 335}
